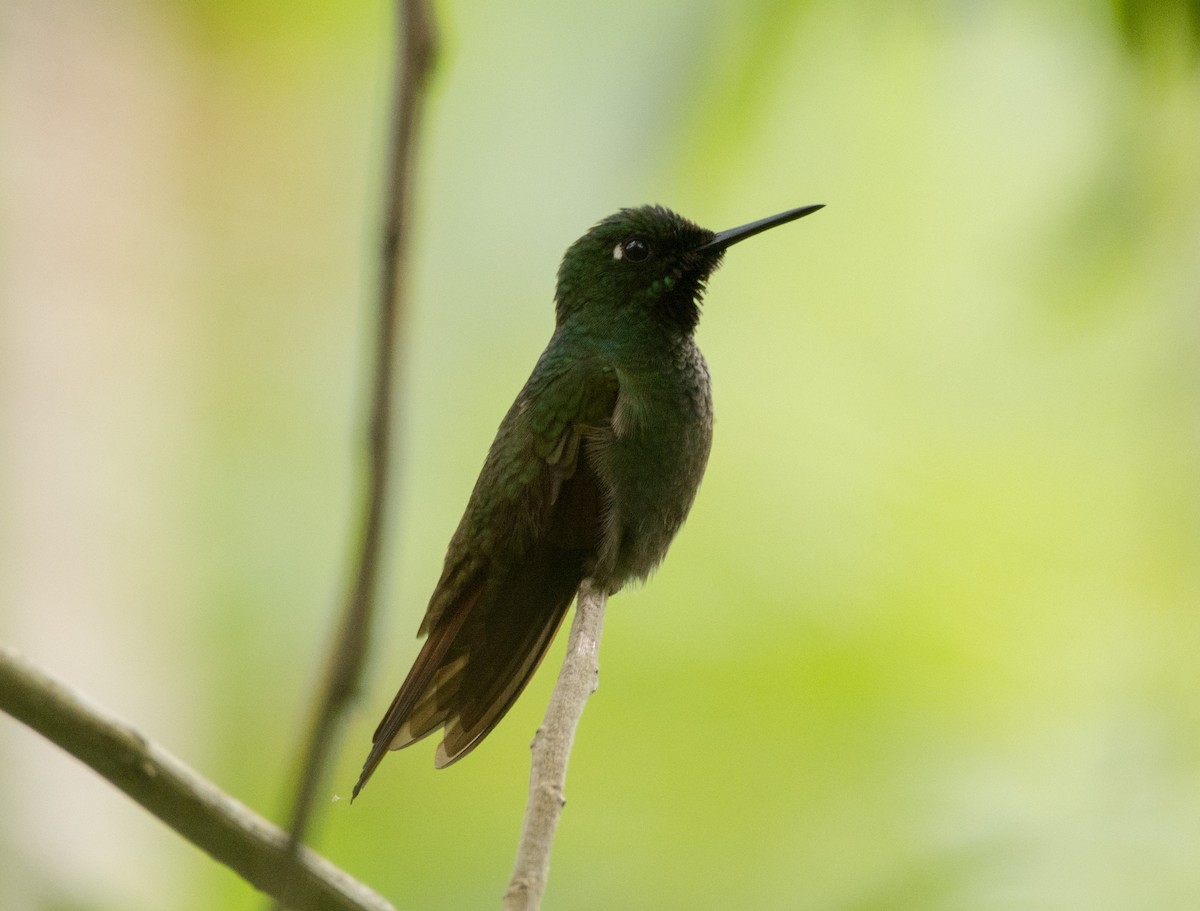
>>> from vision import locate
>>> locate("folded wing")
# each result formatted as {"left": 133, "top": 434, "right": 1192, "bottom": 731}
{"left": 353, "top": 356, "right": 618, "bottom": 796}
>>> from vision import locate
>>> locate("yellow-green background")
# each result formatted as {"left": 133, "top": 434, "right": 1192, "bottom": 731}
{"left": 2, "top": 1, "right": 1199, "bottom": 909}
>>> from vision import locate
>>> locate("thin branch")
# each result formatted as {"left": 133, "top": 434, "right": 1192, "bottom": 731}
{"left": 278, "top": 0, "right": 438, "bottom": 875}
{"left": 503, "top": 582, "right": 608, "bottom": 911}
{"left": 0, "top": 644, "right": 394, "bottom": 911}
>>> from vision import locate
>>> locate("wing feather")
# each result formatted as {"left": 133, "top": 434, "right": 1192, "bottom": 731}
{"left": 353, "top": 356, "right": 618, "bottom": 796}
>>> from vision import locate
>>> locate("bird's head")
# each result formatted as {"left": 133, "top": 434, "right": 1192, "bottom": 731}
{"left": 554, "top": 204, "right": 823, "bottom": 335}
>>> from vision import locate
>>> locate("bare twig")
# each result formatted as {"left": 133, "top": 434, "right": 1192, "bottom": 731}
{"left": 0, "top": 644, "right": 394, "bottom": 911}
{"left": 278, "top": 0, "right": 438, "bottom": 876}
{"left": 503, "top": 582, "right": 608, "bottom": 911}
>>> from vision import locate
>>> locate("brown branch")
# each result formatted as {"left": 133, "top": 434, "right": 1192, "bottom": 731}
{"left": 0, "top": 643, "right": 394, "bottom": 911}
{"left": 503, "top": 582, "right": 608, "bottom": 911}
{"left": 276, "top": 0, "right": 438, "bottom": 883}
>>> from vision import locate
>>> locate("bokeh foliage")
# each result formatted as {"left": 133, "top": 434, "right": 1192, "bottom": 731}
{"left": 2, "top": 1, "right": 1198, "bottom": 909}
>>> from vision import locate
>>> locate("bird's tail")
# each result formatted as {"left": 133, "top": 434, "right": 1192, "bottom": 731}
{"left": 352, "top": 547, "right": 585, "bottom": 798}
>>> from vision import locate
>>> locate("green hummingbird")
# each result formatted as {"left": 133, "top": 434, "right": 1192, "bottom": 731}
{"left": 354, "top": 203, "right": 823, "bottom": 797}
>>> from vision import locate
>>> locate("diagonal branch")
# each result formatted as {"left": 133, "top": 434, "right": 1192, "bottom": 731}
{"left": 503, "top": 581, "right": 608, "bottom": 911}
{"left": 277, "top": 0, "right": 438, "bottom": 874}
{"left": 0, "top": 643, "right": 394, "bottom": 911}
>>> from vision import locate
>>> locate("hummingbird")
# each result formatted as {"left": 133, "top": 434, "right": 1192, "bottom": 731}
{"left": 354, "top": 203, "right": 823, "bottom": 797}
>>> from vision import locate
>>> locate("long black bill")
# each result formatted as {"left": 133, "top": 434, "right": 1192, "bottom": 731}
{"left": 696, "top": 204, "right": 825, "bottom": 254}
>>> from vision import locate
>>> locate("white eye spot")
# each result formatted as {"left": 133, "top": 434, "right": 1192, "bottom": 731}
{"left": 612, "top": 243, "right": 624, "bottom": 261}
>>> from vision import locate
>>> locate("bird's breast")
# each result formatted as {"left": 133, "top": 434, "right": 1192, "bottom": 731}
{"left": 588, "top": 342, "right": 713, "bottom": 589}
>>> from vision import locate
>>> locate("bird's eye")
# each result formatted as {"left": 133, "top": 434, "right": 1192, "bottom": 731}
{"left": 615, "top": 238, "right": 650, "bottom": 263}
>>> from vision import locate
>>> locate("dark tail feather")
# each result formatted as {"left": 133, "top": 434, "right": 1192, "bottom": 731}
{"left": 352, "top": 546, "right": 588, "bottom": 796}
{"left": 434, "top": 568, "right": 578, "bottom": 767}
{"left": 352, "top": 587, "right": 480, "bottom": 800}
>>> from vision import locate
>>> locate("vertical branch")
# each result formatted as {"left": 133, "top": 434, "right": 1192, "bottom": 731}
{"left": 503, "top": 582, "right": 608, "bottom": 911}
{"left": 277, "top": 0, "right": 438, "bottom": 889}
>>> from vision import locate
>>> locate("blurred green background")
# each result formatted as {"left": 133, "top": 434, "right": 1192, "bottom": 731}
{"left": 3, "top": 0, "right": 1199, "bottom": 909}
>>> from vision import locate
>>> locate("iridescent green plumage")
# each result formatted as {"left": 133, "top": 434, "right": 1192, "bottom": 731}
{"left": 354, "top": 203, "right": 822, "bottom": 796}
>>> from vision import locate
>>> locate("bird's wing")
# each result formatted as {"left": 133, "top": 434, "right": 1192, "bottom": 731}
{"left": 353, "top": 355, "right": 618, "bottom": 796}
